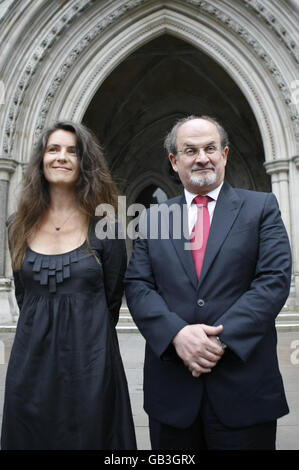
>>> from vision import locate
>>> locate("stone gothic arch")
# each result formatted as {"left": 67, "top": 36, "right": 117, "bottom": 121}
{"left": 0, "top": 0, "right": 298, "bottom": 321}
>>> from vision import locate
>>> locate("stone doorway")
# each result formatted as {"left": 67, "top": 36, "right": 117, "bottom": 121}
{"left": 83, "top": 34, "right": 270, "bottom": 206}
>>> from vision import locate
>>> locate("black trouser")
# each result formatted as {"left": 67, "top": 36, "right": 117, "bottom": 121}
{"left": 149, "top": 394, "right": 277, "bottom": 450}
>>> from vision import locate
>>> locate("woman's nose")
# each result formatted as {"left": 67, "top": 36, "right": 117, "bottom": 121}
{"left": 56, "top": 148, "right": 67, "bottom": 160}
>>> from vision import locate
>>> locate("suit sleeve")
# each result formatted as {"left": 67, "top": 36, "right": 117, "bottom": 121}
{"left": 125, "top": 211, "right": 188, "bottom": 359}
{"left": 217, "top": 193, "right": 292, "bottom": 362}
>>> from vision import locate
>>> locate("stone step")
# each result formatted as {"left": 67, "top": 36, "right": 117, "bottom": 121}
{"left": 117, "top": 308, "right": 138, "bottom": 333}
{"left": 1, "top": 309, "right": 298, "bottom": 333}
{"left": 281, "top": 304, "right": 298, "bottom": 311}
{"left": 275, "top": 311, "right": 299, "bottom": 331}
{"left": 118, "top": 308, "right": 299, "bottom": 333}
{"left": 276, "top": 312, "right": 299, "bottom": 322}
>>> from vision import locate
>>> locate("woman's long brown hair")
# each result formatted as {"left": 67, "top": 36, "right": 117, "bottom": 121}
{"left": 9, "top": 121, "right": 119, "bottom": 271}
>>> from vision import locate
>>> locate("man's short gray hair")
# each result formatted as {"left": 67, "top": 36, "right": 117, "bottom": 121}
{"left": 164, "top": 115, "right": 229, "bottom": 156}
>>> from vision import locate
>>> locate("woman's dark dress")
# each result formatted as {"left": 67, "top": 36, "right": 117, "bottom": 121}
{"left": 1, "top": 220, "right": 137, "bottom": 450}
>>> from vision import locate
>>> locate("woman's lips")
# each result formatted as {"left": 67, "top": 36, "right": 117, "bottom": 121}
{"left": 52, "top": 167, "right": 71, "bottom": 171}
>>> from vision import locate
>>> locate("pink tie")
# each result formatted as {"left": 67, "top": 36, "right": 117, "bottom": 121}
{"left": 191, "top": 195, "right": 212, "bottom": 280}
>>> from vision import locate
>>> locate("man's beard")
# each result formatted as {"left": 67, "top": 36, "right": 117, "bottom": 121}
{"left": 190, "top": 166, "right": 216, "bottom": 187}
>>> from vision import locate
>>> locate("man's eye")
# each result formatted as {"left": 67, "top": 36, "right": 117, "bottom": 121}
{"left": 206, "top": 146, "right": 216, "bottom": 154}
{"left": 185, "top": 148, "right": 196, "bottom": 156}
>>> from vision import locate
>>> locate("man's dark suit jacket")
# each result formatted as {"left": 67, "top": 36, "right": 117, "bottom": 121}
{"left": 124, "top": 182, "right": 292, "bottom": 429}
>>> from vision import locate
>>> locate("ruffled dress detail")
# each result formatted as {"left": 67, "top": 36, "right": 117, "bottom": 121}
{"left": 27, "top": 249, "right": 78, "bottom": 293}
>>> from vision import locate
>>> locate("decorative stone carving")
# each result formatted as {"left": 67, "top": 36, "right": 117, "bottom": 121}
{"left": 243, "top": 0, "right": 299, "bottom": 64}
{"left": 2, "top": 0, "right": 299, "bottom": 157}
{"left": 3, "top": 0, "right": 95, "bottom": 154}
{"left": 293, "top": 155, "right": 299, "bottom": 169}
{"left": 185, "top": 0, "right": 298, "bottom": 130}
{"left": 0, "top": 157, "right": 17, "bottom": 181}
{"left": 33, "top": 0, "right": 147, "bottom": 141}
{"left": 187, "top": 0, "right": 299, "bottom": 64}
{"left": 264, "top": 159, "right": 291, "bottom": 241}
{"left": 0, "top": 0, "right": 15, "bottom": 22}
{"left": 264, "top": 159, "right": 290, "bottom": 175}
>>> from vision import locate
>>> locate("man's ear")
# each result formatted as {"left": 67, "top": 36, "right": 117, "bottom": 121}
{"left": 169, "top": 153, "right": 178, "bottom": 172}
{"left": 222, "top": 146, "right": 229, "bottom": 166}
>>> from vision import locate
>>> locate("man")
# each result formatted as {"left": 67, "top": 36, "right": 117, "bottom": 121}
{"left": 124, "top": 115, "right": 292, "bottom": 450}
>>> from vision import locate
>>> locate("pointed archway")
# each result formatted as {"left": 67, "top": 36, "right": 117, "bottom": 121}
{"left": 83, "top": 34, "right": 269, "bottom": 206}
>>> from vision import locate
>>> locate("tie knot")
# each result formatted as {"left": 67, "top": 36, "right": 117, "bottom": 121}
{"left": 193, "top": 195, "right": 212, "bottom": 207}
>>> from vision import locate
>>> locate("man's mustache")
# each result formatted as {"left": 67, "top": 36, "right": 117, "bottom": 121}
{"left": 191, "top": 164, "right": 216, "bottom": 172}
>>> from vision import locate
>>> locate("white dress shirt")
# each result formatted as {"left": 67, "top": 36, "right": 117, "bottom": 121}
{"left": 184, "top": 182, "right": 224, "bottom": 235}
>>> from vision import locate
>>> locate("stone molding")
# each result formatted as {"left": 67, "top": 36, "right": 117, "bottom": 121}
{"left": 2, "top": 0, "right": 96, "bottom": 155}
{"left": 0, "top": 157, "right": 18, "bottom": 181}
{"left": 33, "top": 0, "right": 148, "bottom": 144}
{"left": 186, "top": 0, "right": 298, "bottom": 64}
{"left": 38, "top": 0, "right": 299, "bottom": 135}
{"left": 185, "top": 0, "right": 298, "bottom": 126}
{"left": 0, "top": 0, "right": 298, "bottom": 161}
{"left": 293, "top": 155, "right": 299, "bottom": 169}
{"left": 264, "top": 159, "right": 290, "bottom": 175}
{"left": 54, "top": 7, "right": 280, "bottom": 163}
{"left": 0, "top": 277, "right": 12, "bottom": 291}
{"left": 0, "top": 0, "right": 15, "bottom": 23}
{"left": 29, "top": 9, "right": 287, "bottom": 166}
{"left": 242, "top": 0, "right": 299, "bottom": 64}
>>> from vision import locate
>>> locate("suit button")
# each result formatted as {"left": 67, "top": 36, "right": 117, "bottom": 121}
{"left": 197, "top": 299, "right": 205, "bottom": 307}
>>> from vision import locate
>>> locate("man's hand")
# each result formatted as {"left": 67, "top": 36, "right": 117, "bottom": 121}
{"left": 172, "top": 324, "right": 225, "bottom": 377}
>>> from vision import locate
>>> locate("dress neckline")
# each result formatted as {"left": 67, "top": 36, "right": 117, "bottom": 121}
{"left": 27, "top": 239, "right": 87, "bottom": 257}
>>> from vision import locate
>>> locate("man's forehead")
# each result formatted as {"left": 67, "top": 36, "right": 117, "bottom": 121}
{"left": 177, "top": 119, "right": 220, "bottom": 140}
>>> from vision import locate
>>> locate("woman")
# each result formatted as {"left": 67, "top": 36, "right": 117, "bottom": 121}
{"left": 1, "top": 121, "right": 137, "bottom": 450}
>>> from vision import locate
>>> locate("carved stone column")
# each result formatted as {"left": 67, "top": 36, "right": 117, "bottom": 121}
{"left": 264, "top": 158, "right": 299, "bottom": 308}
{"left": 0, "top": 157, "right": 17, "bottom": 323}
{"left": 264, "top": 160, "right": 291, "bottom": 236}
{"left": 291, "top": 155, "right": 299, "bottom": 306}
{"left": 293, "top": 155, "right": 299, "bottom": 170}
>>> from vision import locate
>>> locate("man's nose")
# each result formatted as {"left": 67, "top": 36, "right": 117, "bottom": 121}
{"left": 195, "top": 148, "right": 209, "bottom": 164}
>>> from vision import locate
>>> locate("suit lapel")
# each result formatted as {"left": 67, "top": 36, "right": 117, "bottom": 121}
{"left": 167, "top": 183, "right": 243, "bottom": 289}
{"left": 168, "top": 195, "right": 198, "bottom": 289}
{"left": 197, "top": 182, "right": 244, "bottom": 288}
